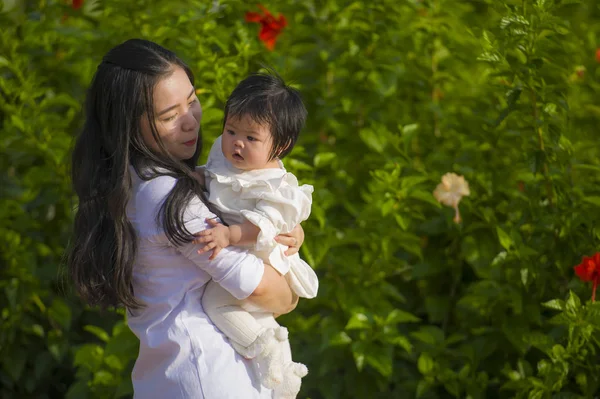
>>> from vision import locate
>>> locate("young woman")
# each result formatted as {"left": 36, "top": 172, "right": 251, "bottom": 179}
{"left": 67, "top": 38, "right": 303, "bottom": 398}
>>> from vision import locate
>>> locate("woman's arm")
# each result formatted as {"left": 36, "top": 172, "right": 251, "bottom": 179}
{"left": 144, "top": 175, "right": 298, "bottom": 314}
{"left": 194, "top": 220, "right": 304, "bottom": 258}
{"left": 177, "top": 215, "right": 299, "bottom": 315}
{"left": 249, "top": 264, "right": 299, "bottom": 315}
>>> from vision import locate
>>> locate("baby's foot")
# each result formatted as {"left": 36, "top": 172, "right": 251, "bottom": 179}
{"left": 233, "top": 328, "right": 274, "bottom": 359}
{"left": 289, "top": 362, "right": 308, "bottom": 378}
{"left": 273, "top": 362, "right": 308, "bottom": 399}
{"left": 274, "top": 326, "right": 289, "bottom": 341}
{"left": 257, "top": 342, "right": 284, "bottom": 388}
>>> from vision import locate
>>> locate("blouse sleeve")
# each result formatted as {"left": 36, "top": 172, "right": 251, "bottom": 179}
{"left": 179, "top": 194, "right": 265, "bottom": 300}
{"left": 138, "top": 175, "right": 264, "bottom": 300}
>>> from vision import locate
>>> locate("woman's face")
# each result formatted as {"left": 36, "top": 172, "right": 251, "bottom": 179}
{"left": 141, "top": 65, "right": 202, "bottom": 161}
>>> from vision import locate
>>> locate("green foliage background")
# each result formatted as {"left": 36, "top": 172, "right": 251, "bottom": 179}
{"left": 2, "top": 0, "right": 600, "bottom": 397}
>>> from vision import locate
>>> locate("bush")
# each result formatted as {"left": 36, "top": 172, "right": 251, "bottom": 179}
{"left": 2, "top": 0, "right": 600, "bottom": 398}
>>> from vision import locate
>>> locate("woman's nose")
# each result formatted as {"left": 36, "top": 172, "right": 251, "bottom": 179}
{"left": 181, "top": 111, "right": 198, "bottom": 132}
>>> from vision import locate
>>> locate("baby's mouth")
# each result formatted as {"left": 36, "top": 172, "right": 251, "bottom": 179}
{"left": 232, "top": 153, "right": 244, "bottom": 161}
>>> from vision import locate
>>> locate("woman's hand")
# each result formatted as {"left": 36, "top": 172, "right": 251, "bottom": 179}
{"left": 275, "top": 224, "right": 304, "bottom": 256}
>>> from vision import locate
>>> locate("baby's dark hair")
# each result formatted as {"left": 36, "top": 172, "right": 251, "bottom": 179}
{"left": 223, "top": 69, "right": 307, "bottom": 160}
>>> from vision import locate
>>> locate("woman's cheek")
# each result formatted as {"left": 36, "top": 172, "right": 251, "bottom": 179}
{"left": 193, "top": 103, "right": 202, "bottom": 122}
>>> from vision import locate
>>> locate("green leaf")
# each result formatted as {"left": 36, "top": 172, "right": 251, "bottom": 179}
{"left": 417, "top": 353, "right": 434, "bottom": 375}
{"left": 345, "top": 313, "right": 370, "bottom": 330}
{"left": 391, "top": 335, "right": 413, "bottom": 354}
{"left": 496, "top": 227, "right": 514, "bottom": 251}
{"left": 401, "top": 124, "right": 419, "bottom": 135}
{"left": 48, "top": 298, "right": 72, "bottom": 330}
{"left": 74, "top": 344, "right": 103, "bottom": 371}
{"left": 359, "top": 128, "right": 386, "bottom": 153}
{"left": 65, "top": 381, "right": 92, "bottom": 399}
{"left": 115, "top": 377, "right": 134, "bottom": 398}
{"left": 542, "top": 299, "right": 564, "bottom": 311}
{"left": 199, "top": 107, "right": 223, "bottom": 125}
{"left": 411, "top": 326, "right": 444, "bottom": 345}
{"left": 416, "top": 379, "right": 432, "bottom": 398}
{"left": 565, "top": 291, "right": 581, "bottom": 315}
{"left": 365, "top": 344, "right": 393, "bottom": 377}
{"left": 84, "top": 325, "right": 110, "bottom": 343}
{"left": 286, "top": 159, "right": 313, "bottom": 172}
{"left": 386, "top": 309, "right": 420, "bottom": 324}
{"left": 351, "top": 342, "right": 366, "bottom": 371}
{"left": 582, "top": 196, "right": 600, "bottom": 207}
{"left": 1, "top": 345, "right": 26, "bottom": 382}
{"left": 314, "top": 152, "right": 336, "bottom": 168}
{"left": 329, "top": 331, "right": 352, "bottom": 346}
{"left": 408, "top": 190, "right": 442, "bottom": 208}
{"left": 395, "top": 213, "right": 409, "bottom": 230}
{"left": 103, "top": 354, "right": 123, "bottom": 371}
{"left": 11, "top": 115, "right": 25, "bottom": 132}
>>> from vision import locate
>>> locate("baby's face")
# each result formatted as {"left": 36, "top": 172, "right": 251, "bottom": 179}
{"left": 221, "top": 114, "right": 280, "bottom": 171}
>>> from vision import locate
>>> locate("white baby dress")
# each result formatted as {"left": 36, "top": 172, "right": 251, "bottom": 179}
{"left": 204, "top": 135, "right": 319, "bottom": 299}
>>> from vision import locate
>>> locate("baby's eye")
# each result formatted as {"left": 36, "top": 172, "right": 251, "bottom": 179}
{"left": 247, "top": 136, "right": 256, "bottom": 141}
{"left": 227, "top": 129, "right": 235, "bottom": 135}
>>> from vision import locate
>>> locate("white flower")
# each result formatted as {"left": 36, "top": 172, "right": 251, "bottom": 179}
{"left": 433, "top": 173, "right": 470, "bottom": 223}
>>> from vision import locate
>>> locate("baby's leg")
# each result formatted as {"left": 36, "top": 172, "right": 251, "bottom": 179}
{"left": 202, "top": 280, "right": 269, "bottom": 352}
{"left": 203, "top": 281, "right": 288, "bottom": 387}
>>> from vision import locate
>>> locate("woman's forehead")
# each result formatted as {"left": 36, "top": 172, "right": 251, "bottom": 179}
{"left": 153, "top": 66, "right": 193, "bottom": 109}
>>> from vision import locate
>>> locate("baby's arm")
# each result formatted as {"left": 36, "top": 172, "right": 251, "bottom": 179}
{"left": 194, "top": 218, "right": 260, "bottom": 260}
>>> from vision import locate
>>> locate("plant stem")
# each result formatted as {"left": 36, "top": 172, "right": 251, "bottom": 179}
{"left": 530, "top": 89, "right": 554, "bottom": 207}
{"left": 592, "top": 278, "right": 598, "bottom": 303}
{"left": 431, "top": 0, "right": 440, "bottom": 138}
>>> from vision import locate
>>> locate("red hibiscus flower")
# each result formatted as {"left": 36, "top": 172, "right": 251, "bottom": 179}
{"left": 62, "top": 0, "right": 83, "bottom": 22}
{"left": 574, "top": 252, "right": 600, "bottom": 302}
{"left": 596, "top": 49, "right": 600, "bottom": 64}
{"left": 245, "top": 5, "right": 287, "bottom": 51}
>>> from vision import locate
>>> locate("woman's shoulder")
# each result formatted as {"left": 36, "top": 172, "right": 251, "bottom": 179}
{"left": 134, "top": 174, "right": 178, "bottom": 204}
{"left": 129, "top": 172, "right": 213, "bottom": 236}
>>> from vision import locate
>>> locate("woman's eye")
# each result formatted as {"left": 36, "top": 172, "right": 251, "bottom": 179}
{"left": 188, "top": 98, "right": 197, "bottom": 106}
{"left": 163, "top": 115, "right": 177, "bottom": 122}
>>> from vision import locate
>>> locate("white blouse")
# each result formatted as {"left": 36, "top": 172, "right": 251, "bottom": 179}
{"left": 204, "top": 136, "right": 318, "bottom": 299}
{"left": 126, "top": 168, "right": 272, "bottom": 398}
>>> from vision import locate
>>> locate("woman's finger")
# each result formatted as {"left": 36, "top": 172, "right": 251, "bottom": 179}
{"left": 275, "top": 235, "right": 296, "bottom": 248}
{"left": 284, "top": 247, "right": 299, "bottom": 256}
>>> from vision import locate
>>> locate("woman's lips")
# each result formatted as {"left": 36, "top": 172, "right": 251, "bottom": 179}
{"left": 183, "top": 138, "right": 197, "bottom": 147}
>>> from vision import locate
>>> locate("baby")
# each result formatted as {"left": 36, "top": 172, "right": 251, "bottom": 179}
{"left": 196, "top": 71, "right": 318, "bottom": 398}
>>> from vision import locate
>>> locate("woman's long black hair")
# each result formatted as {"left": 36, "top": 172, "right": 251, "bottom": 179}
{"left": 67, "top": 39, "right": 205, "bottom": 309}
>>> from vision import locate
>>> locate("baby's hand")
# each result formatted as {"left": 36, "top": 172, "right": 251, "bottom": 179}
{"left": 194, "top": 218, "right": 231, "bottom": 260}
